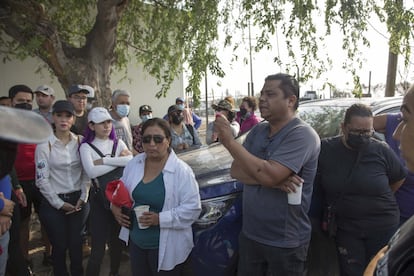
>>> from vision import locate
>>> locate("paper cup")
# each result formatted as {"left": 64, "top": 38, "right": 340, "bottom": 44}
{"left": 287, "top": 184, "right": 303, "bottom": 205}
{"left": 134, "top": 205, "right": 150, "bottom": 229}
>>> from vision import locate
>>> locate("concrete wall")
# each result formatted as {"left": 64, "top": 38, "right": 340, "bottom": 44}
{"left": 0, "top": 55, "right": 184, "bottom": 125}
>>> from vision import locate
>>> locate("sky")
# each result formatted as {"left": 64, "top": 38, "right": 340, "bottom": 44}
{"left": 199, "top": 7, "right": 414, "bottom": 101}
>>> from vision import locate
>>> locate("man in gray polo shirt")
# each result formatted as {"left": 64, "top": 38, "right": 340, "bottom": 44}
{"left": 214, "top": 73, "right": 320, "bottom": 275}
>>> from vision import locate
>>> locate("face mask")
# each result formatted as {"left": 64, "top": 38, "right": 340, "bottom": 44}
{"left": 0, "top": 139, "right": 18, "bottom": 179}
{"left": 86, "top": 102, "right": 93, "bottom": 111}
{"left": 240, "top": 108, "right": 248, "bottom": 116}
{"left": 346, "top": 133, "right": 371, "bottom": 150}
{"left": 177, "top": 104, "right": 185, "bottom": 109}
{"left": 140, "top": 114, "right": 152, "bottom": 122}
{"left": 116, "top": 104, "right": 130, "bottom": 117}
{"left": 15, "top": 103, "right": 32, "bottom": 110}
{"left": 172, "top": 115, "right": 184, "bottom": 125}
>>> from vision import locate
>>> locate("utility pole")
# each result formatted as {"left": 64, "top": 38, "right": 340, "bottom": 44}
{"left": 385, "top": 49, "right": 398, "bottom": 97}
{"left": 248, "top": 20, "right": 254, "bottom": 96}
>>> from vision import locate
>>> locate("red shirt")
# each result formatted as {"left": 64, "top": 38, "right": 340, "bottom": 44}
{"left": 14, "top": 144, "right": 36, "bottom": 181}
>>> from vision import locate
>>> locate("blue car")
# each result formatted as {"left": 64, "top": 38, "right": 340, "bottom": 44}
{"left": 180, "top": 97, "right": 402, "bottom": 276}
{"left": 179, "top": 137, "right": 246, "bottom": 276}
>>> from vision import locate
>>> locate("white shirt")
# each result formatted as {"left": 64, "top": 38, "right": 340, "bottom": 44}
{"left": 35, "top": 132, "right": 90, "bottom": 209}
{"left": 119, "top": 150, "right": 201, "bottom": 271}
{"left": 79, "top": 137, "right": 133, "bottom": 179}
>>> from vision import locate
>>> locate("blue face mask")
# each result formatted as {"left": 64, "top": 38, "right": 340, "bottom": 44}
{"left": 177, "top": 104, "right": 185, "bottom": 109}
{"left": 116, "top": 104, "right": 130, "bottom": 118}
{"left": 140, "top": 114, "right": 152, "bottom": 122}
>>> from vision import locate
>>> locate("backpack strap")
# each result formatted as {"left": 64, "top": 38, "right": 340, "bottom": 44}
{"left": 87, "top": 142, "right": 105, "bottom": 158}
{"left": 186, "top": 124, "right": 195, "bottom": 144}
{"left": 87, "top": 139, "right": 118, "bottom": 158}
{"left": 111, "top": 139, "right": 118, "bottom": 157}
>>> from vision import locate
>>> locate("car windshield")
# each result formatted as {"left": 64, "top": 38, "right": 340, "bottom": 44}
{"left": 297, "top": 97, "right": 403, "bottom": 138}
{"left": 178, "top": 134, "right": 247, "bottom": 187}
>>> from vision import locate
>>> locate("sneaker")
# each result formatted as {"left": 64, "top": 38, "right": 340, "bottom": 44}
{"left": 42, "top": 252, "right": 53, "bottom": 266}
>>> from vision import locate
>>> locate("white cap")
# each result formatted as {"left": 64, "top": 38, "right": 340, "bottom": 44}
{"left": 35, "top": 85, "right": 55, "bottom": 96}
{"left": 87, "top": 107, "right": 113, "bottom": 123}
{"left": 0, "top": 106, "right": 52, "bottom": 143}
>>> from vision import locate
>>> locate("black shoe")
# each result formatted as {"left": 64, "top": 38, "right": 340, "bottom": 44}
{"left": 42, "top": 252, "right": 53, "bottom": 266}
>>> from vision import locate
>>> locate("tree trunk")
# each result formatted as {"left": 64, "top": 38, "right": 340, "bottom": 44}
{"left": 1, "top": 0, "right": 128, "bottom": 107}
{"left": 385, "top": 49, "right": 398, "bottom": 97}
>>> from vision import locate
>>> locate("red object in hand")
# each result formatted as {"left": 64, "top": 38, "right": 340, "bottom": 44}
{"left": 105, "top": 180, "right": 133, "bottom": 208}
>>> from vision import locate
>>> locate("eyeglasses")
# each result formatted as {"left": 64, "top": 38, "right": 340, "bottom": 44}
{"left": 71, "top": 95, "right": 87, "bottom": 101}
{"left": 347, "top": 128, "right": 374, "bottom": 137}
{"left": 142, "top": 135, "right": 165, "bottom": 144}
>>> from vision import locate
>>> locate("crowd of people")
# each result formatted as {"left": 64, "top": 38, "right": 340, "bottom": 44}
{"left": 0, "top": 75, "right": 413, "bottom": 276}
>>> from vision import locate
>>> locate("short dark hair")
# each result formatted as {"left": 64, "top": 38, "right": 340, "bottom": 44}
{"left": 0, "top": 96, "right": 9, "bottom": 101}
{"left": 141, "top": 118, "right": 172, "bottom": 145}
{"left": 8, "top": 85, "right": 33, "bottom": 99}
{"left": 343, "top": 103, "right": 373, "bottom": 125}
{"left": 265, "top": 73, "right": 299, "bottom": 110}
{"left": 241, "top": 96, "right": 257, "bottom": 111}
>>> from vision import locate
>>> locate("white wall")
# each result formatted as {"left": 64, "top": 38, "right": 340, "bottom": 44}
{"left": 0, "top": 55, "right": 184, "bottom": 125}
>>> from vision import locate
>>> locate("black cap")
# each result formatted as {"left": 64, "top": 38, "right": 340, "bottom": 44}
{"left": 139, "top": 105, "right": 152, "bottom": 114}
{"left": 52, "top": 100, "right": 75, "bottom": 115}
{"left": 168, "top": 104, "right": 184, "bottom": 115}
{"left": 68, "top": 84, "right": 93, "bottom": 96}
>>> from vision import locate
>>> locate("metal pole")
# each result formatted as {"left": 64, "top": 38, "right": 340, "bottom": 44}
{"left": 248, "top": 20, "right": 254, "bottom": 96}
{"left": 205, "top": 69, "right": 208, "bottom": 126}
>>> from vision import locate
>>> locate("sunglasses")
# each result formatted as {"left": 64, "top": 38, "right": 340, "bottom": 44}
{"left": 142, "top": 135, "right": 165, "bottom": 144}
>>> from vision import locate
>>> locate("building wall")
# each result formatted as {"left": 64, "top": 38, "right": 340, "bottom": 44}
{"left": 0, "top": 55, "right": 184, "bottom": 125}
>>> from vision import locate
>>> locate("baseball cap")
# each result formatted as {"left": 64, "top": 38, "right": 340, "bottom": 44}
{"left": 168, "top": 104, "right": 184, "bottom": 115}
{"left": 175, "top": 97, "right": 184, "bottom": 104}
{"left": 35, "top": 85, "right": 55, "bottom": 96}
{"left": 139, "top": 105, "right": 152, "bottom": 114}
{"left": 52, "top": 100, "right": 75, "bottom": 115}
{"left": 68, "top": 84, "right": 93, "bottom": 96}
{"left": 0, "top": 105, "right": 52, "bottom": 143}
{"left": 212, "top": 99, "right": 233, "bottom": 111}
{"left": 88, "top": 107, "right": 113, "bottom": 123}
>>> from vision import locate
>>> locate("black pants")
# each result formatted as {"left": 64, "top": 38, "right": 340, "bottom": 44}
{"left": 6, "top": 192, "right": 31, "bottom": 276}
{"left": 86, "top": 193, "right": 123, "bottom": 276}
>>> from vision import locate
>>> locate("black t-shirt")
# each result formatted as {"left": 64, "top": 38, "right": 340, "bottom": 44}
{"left": 375, "top": 215, "right": 414, "bottom": 275}
{"left": 70, "top": 111, "right": 88, "bottom": 136}
{"left": 316, "top": 136, "right": 406, "bottom": 233}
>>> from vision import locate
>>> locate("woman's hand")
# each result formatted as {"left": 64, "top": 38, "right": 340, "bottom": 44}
{"left": 0, "top": 215, "right": 12, "bottom": 235}
{"left": 120, "top": 149, "right": 132, "bottom": 156}
{"left": 0, "top": 193, "right": 15, "bottom": 217}
{"left": 111, "top": 204, "right": 130, "bottom": 228}
{"left": 139, "top": 211, "right": 159, "bottom": 227}
{"left": 363, "top": 245, "right": 389, "bottom": 276}
{"left": 60, "top": 202, "right": 76, "bottom": 214}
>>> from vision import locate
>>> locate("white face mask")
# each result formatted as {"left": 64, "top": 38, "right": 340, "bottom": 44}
{"left": 116, "top": 104, "right": 130, "bottom": 117}
{"left": 140, "top": 114, "right": 152, "bottom": 122}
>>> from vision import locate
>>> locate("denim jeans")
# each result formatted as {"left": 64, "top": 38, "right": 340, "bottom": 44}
{"left": 335, "top": 226, "right": 397, "bottom": 276}
{"left": 86, "top": 194, "right": 123, "bottom": 276}
{"left": 237, "top": 232, "right": 309, "bottom": 276}
{"left": 0, "top": 231, "right": 10, "bottom": 275}
{"left": 39, "top": 192, "right": 90, "bottom": 276}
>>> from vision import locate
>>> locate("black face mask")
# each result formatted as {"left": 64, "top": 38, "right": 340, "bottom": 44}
{"left": 346, "top": 133, "right": 371, "bottom": 150}
{"left": 239, "top": 108, "right": 248, "bottom": 116}
{"left": 0, "top": 139, "right": 18, "bottom": 179}
{"left": 172, "top": 115, "right": 184, "bottom": 125}
{"left": 14, "top": 103, "right": 32, "bottom": 110}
